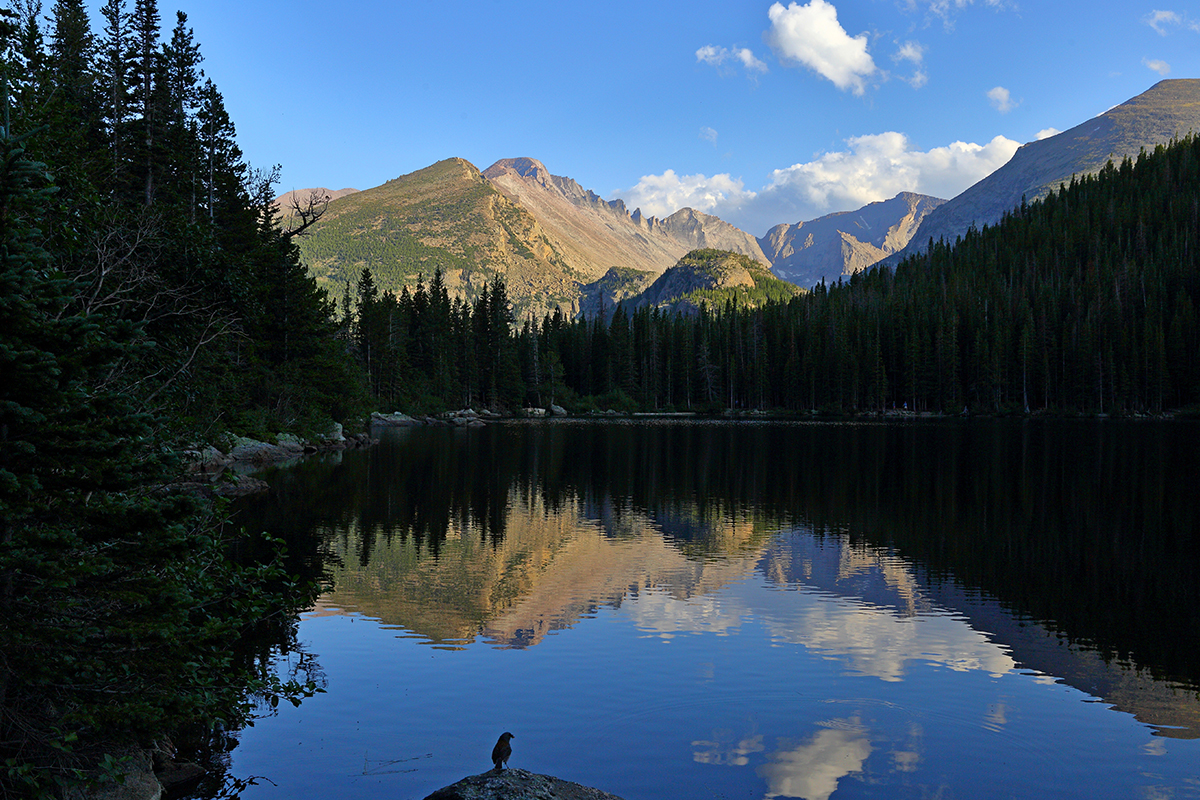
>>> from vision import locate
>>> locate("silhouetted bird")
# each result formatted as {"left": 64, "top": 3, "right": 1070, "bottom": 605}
{"left": 491, "top": 731, "right": 514, "bottom": 771}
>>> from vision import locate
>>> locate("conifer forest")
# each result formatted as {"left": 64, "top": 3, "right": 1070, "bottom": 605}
{"left": 354, "top": 142, "right": 1200, "bottom": 417}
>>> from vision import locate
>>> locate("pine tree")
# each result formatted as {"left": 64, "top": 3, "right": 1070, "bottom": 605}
{"left": 160, "top": 10, "right": 202, "bottom": 216}
{"left": 97, "top": 0, "right": 130, "bottom": 183}
{"left": 0, "top": 75, "right": 316, "bottom": 794}
{"left": 129, "top": 0, "right": 160, "bottom": 205}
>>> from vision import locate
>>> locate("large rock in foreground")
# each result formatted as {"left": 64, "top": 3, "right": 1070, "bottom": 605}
{"left": 423, "top": 768, "right": 625, "bottom": 800}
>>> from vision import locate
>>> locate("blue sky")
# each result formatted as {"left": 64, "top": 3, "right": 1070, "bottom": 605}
{"left": 106, "top": 0, "right": 1200, "bottom": 236}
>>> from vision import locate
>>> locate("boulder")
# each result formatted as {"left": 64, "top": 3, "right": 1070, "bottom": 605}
{"left": 371, "top": 411, "right": 421, "bottom": 426}
{"left": 323, "top": 422, "right": 345, "bottom": 442}
{"left": 185, "top": 446, "right": 231, "bottom": 474}
{"left": 274, "top": 433, "right": 307, "bottom": 454}
{"left": 229, "top": 436, "right": 291, "bottom": 465}
{"left": 423, "top": 769, "right": 624, "bottom": 800}
{"left": 66, "top": 748, "right": 160, "bottom": 800}
{"left": 550, "top": 404, "right": 568, "bottom": 417}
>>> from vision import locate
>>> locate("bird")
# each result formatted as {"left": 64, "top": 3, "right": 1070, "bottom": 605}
{"left": 491, "top": 731, "right": 514, "bottom": 771}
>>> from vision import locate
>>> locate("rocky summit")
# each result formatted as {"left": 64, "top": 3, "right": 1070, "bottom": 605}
{"left": 483, "top": 157, "right": 769, "bottom": 277}
{"left": 760, "top": 191, "right": 944, "bottom": 288}
{"left": 292, "top": 157, "right": 590, "bottom": 319}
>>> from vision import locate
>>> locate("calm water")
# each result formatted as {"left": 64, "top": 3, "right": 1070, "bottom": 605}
{"left": 219, "top": 419, "right": 1200, "bottom": 800}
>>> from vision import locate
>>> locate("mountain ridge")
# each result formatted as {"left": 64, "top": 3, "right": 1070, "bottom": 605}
{"left": 887, "top": 78, "right": 1200, "bottom": 264}
{"left": 483, "top": 157, "right": 771, "bottom": 275}
{"left": 760, "top": 191, "right": 945, "bottom": 287}
{"left": 293, "top": 157, "right": 588, "bottom": 318}
{"left": 287, "top": 160, "right": 939, "bottom": 312}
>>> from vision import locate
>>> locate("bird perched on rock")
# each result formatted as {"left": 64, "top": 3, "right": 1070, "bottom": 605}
{"left": 491, "top": 731, "right": 514, "bottom": 771}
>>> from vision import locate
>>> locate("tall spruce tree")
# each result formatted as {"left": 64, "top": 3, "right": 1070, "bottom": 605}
{"left": 128, "top": 0, "right": 159, "bottom": 205}
{"left": 97, "top": 0, "right": 129, "bottom": 183}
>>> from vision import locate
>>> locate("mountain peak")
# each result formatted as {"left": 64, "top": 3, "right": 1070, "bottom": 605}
{"left": 761, "top": 191, "right": 945, "bottom": 287}
{"left": 484, "top": 157, "right": 550, "bottom": 182}
{"left": 481, "top": 157, "right": 770, "bottom": 278}
{"left": 888, "top": 78, "right": 1200, "bottom": 265}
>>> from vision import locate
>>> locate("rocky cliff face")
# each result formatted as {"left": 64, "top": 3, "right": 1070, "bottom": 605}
{"left": 575, "top": 266, "right": 655, "bottom": 320}
{"left": 760, "top": 192, "right": 945, "bottom": 288}
{"left": 483, "top": 157, "right": 770, "bottom": 277}
{"left": 889, "top": 78, "right": 1200, "bottom": 265}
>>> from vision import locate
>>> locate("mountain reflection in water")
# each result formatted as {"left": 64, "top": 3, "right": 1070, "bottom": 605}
{"left": 230, "top": 419, "right": 1200, "bottom": 800}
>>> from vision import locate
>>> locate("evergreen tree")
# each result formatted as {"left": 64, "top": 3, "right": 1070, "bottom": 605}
{"left": 0, "top": 74, "right": 316, "bottom": 795}
{"left": 97, "top": 0, "right": 129, "bottom": 182}
{"left": 128, "top": 0, "right": 160, "bottom": 205}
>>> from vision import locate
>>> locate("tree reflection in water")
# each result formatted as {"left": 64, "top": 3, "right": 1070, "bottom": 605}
{"left": 225, "top": 418, "right": 1200, "bottom": 800}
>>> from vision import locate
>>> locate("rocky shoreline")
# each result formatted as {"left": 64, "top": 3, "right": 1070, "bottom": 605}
{"left": 176, "top": 423, "right": 376, "bottom": 498}
{"left": 176, "top": 403, "right": 1184, "bottom": 500}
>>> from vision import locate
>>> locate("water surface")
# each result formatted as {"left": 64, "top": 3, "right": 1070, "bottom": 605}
{"left": 222, "top": 419, "right": 1200, "bottom": 799}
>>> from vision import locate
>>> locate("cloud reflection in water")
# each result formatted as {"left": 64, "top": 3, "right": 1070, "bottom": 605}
{"left": 756, "top": 718, "right": 873, "bottom": 800}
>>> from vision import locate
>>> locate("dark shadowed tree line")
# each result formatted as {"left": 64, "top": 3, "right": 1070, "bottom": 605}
{"left": 6, "top": 0, "right": 367, "bottom": 439}
{"left": 1, "top": 1, "right": 359, "bottom": 795}
{"left": 356, "top": 136, "right": 1200, "bottom": 416}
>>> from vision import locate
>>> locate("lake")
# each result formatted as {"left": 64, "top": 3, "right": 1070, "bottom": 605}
{"left": 214, "top": 419, "right": 1200, "bottom": 800}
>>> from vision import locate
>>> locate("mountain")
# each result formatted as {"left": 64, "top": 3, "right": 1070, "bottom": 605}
{"left": 760, "top": 192, "right": 945, "bottom": 288}
{"left": 292, "top": 158, "right": 590, "bottom": 318}
{"left": 275, "top": 186, "right": 359, "bottom": 213}
{"left": 482, "top": 157, "right": 770, "bottom": 274}
{"left": 619, "top": 249, "right": 801, "bottom": 316}
{"left": 888, "top": 78, "right": 1200, "bottom": 265}
{"left": 576, "top": 266, "right": 655, "bottom": 320}
{"left": 287, "top": 160, "right": 946, "bottom": 314}
{"left": 291, "top": 156, "right": 777, "bottom": 318}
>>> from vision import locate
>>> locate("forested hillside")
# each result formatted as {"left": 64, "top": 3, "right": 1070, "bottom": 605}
{"left": 6, "top": 0, "right": 366, "bottom": 439}
{"left": 354, "top": 136, "right": 1200, "bottom": 416}
{"left": 0, "top": 2, "right": 361, "bottom": 795}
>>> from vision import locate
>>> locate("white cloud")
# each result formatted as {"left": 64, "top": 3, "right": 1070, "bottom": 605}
{"left": 696, "top": 44, "right": 768, "bottom": 74}
{"left": 928, "top": 0, "right": 1006, "bottom": 11}
{"left": 613, "top": 132, "right": 1020, "bottom": 236}
{"left": 699, "top": 127, "right": 719, "bottom": 146}
{"left": 750, "top": 132, "right": 1020, "bottom": 226}
{"left": 893, "top": 41, "right": 927, "bottom": 88}
{"left": 915, "top": 0, "right": 1008, "bottom": 29}
{"left": 987, "top": 85, "right": 1017, "bottom": 113}
{"left": 696, "top": 44, "right": 724, "bottom": 66}
{"left": 895, "top": 40, "right": 925, "bottom": 64}
{"left": 612, "top": 170, "right": 756, "bottom": 220}
{"left": 1144, "top": 58, "right": 1172, "bottom": 76}
{"left": 735, "top": 47, "right": 769, "bottom": 72}
{"left": 766, "top": 0, "right": 876, "bottom": 95}
{"left": 1036, "top": 127, "right": 1061, "bottom": 140}
{"left": 1145, "top": 9, "right": 1181, "bottom": 35}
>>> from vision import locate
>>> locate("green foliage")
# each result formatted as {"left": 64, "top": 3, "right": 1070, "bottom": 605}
{"left": 0, "top": 4, "right": 357, "bottom": 793}
{"left": 0, "top": 95, "right": 316, "bottom": 796}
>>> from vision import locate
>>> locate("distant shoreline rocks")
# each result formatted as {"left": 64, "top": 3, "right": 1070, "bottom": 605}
{"left": 178, "top": 425, "right": 375, "bottom": 497}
